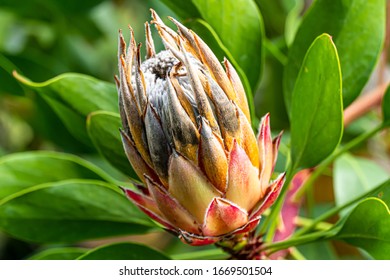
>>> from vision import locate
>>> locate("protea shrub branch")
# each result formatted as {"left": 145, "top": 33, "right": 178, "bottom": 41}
{"left": 116, "top": 10, "right": 286, "bottom": 258}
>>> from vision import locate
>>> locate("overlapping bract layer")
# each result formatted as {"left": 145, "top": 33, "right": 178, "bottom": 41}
{"left": 117, "top": 10, "right": 285, "bottom": 245}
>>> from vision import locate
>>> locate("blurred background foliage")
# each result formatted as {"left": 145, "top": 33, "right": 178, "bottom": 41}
{"left": 0, "top": 0, "right": 389, "bottom": 260}
{"left": 0, "top": 0, "right": 173, "bottom": 156}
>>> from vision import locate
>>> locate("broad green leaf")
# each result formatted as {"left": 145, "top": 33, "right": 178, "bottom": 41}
{"left": 78, "top": 242, "right": 170, "bottom": 260}
{"left": 87, "top": 111, "right": 137, "bottom": 179}
{"left": 284, "top": 0, "right": 385, "bottom": 110}
{"left": 28, "top": 247, "right": 87, "bottom": 260}
{"left": 334, "top": 153, "right": 390, "bottom": 215}
{"left": 32, "top": 95, "right": 94, "bottom": 152}
{"left": 369, "top": 179, "right": 390, "bottom": 208}
{"left": 0, "top": 151, "right": 116, "bottom": 200}
{"left": 0, "top": 180, "right": 154, "bottom": 243}
{"left": 192, "top": 0, "right": 264, "bottom": 90}
{"left": 383, "top": 85, "right": 390, "bottom": 126}
{"left": 290, "top": 34, "right": 343, "bottom": 169}
{"left": 284, "top": 0, "right": 304, "bottom": 46}
{"left": 332, "top": 198, "right": 390, "bottom": 260}
{"left": 43, "top": 96, "right": 92, "bottom": 145}
{"left": 13, "top": 72, "right": 118, "bottom": 145}
{"left": 159, "top": 0, "right": 201, "bottom": 19}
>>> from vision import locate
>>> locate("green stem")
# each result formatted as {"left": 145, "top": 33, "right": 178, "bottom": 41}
{"left": 293, "top": 184, "right": 379, "bottom": 237}
{"left": 263, "top": 38, "right": 288, "bottom": 65}
{"left": 295, "top": 216, "right": 333, "bottom": 231}
{"left": 262, "top": 229, "right": 332, "bottom": 255}
{"left": 259, "top": 163, "right": 296, "bottom": 239}
{"left": 289, "top": 247, "right": 306, "bottom": 260}
{"left": 293, "top": 124, "right": 385, "bottom": 201}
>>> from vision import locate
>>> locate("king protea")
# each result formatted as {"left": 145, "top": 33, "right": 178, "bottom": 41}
{"left": 116, "top": 10, "right": 285, "bottom": 246}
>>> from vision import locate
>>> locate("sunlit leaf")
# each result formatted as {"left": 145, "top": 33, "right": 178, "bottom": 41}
{"left": 290, "top": 34, "right": 343, "bottom": 169}
{"left": 284, "top": 0, "right": 385, "bottom": 110}
{"left": 13, "top": 72, "right": 118, "bottom": 145}
{"left": 0, "top": 151, "right": 117, "bottom": 200}
{"left": 331, "top": 198, "right": 390, "bottom": 260}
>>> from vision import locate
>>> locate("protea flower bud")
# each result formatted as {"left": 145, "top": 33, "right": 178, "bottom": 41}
{"left": 116, "top": 10, "right": 285, "bottom": 246}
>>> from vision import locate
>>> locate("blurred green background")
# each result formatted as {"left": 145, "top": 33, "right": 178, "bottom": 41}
{"left": 1, "top": 0, "right": 388, "bottom": 260}
{"left": 0, "top": 0, "right": 175, "bottom": 155}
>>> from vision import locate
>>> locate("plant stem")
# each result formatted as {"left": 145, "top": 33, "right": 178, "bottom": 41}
{"left": 259, "top": 163, "right": 296, "bottom": 239}
{"left": 343, "top": 82, "right": 388, "bottom": 126}
{"left": 293, "top": 123, "right": 385, "bottom": 201}
{"left": 262, "top": 229, "right": 332, "bottom": 255}
{"left": 292, "top": 183, "right": 382, "bottom": 237}
{"left": 289, "top": 247, "right": 306, "bottom": 260}
{"left": 295, "top": 216, "right": 333, "bottom": 231}
{"left": 263, "top": 38, "right": 288, "bottom": 65}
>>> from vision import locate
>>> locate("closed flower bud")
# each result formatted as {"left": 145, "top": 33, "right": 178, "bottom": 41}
{"left": 118, "top": 10, "right": 285, "bottom": 246}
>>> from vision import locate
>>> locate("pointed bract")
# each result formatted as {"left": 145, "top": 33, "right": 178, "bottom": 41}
{"left": 168, "top": 152, "right": 221, "bottom": 224}
{"left": 146, "top": 176, "right": 201, "bottom": 234}
{"left": 257, "top": 113, "right": 273, "bottom": 195}
{"left": 167, "top": 77, "right": 199, "bottom": 162}
{"left": 120, "top": 129, "right": 159, "bottom": 183}
{"left": 250, "top": 173, "right": 286, "bottom": 219}
{"left": 225, "top": 140, "right": 261, "bottom": 211}
{"left": 203, "top": 198, "right": 248, "bottom": 236}
{"left": 144, "top": 104, "right": 170, "bottom": 185}
{"left": 223, "top": 58, "right": 251, "bottom": 122}
{"left": 198, "top": 117, "right": 228, "bottom": 192}
{"left": 121, "top": 187, "right": 176, "bottom": 231}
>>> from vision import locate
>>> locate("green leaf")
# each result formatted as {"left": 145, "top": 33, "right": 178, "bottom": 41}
{"left": 368, "top": 179, "right": 390, "bottom": 208}
{"left": 78, "top": 242, "right": 170, "bottom": 260}
{"left": 383, "top": 84, "right": 390, "bottom": 126}
{"left": 284, "top": 0, "right": 385, "bottom": 110}
{"left": 290, "top": 34, "right": 343, "bottom": 169}
{"left": 0, "top": 180, "right": 154, "bottom": 243}
{"left": 0, "top": 151, "right": 117, "bottom": 200}
{"left": 159, "top": 0, "right": 201, "bottom": 19}
{"left": 87, "top": 111, "right": 137, "bottom": 179}
{"left": 28, "top": 247, "right": 87, "bottom": 260}
{"left": 192, "top": 0, "right": 264, "bottom": 90}
{"left": 332, "top": 198, "right": 390, "bottom": 260}
{"left": 334, "top": 153, "right": 390, "bottom": 215}
{"left": 13, "top": 72, "right": 118, "bottom": 145}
